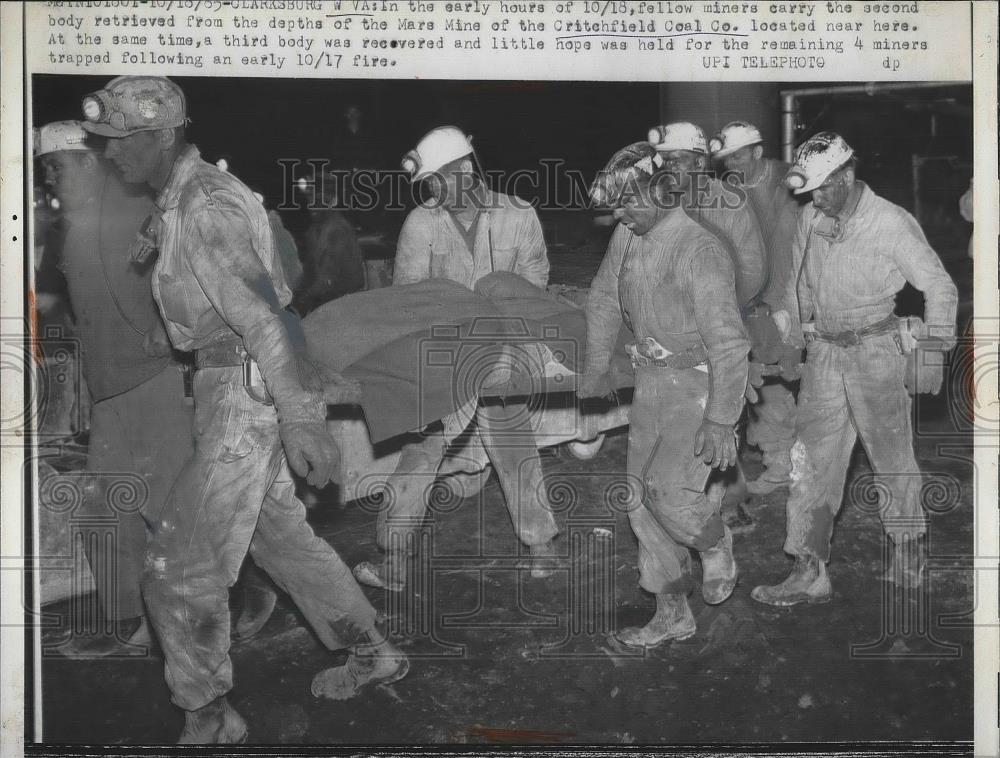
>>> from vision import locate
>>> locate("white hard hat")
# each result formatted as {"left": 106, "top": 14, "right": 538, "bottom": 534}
{"left": 647, "top": 122, "right": 708, "bottom": 155}
{"left": 709, "top": 121, "right": 763, "bottom": 159}
{"left": 33, "top": 120, "right": 91, "bottom": 157}
{"left": 401, "top": 126, "right": 474, "bottom": 180}
{"left": 785, "top": 131, "right": 855, "bottom": 194}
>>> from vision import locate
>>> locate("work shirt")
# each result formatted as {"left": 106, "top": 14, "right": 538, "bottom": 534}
{"left": 586, "top": 211, "right": 750, "bottom": 425}
{"left": 739, "top": 158, "right": 799, "bottom": 312}
{"left": 684, "top": 176, "right": 767, "bottom": 308}
{"left": 393, "top": 189, "right": 549, "bottom": 289}
{"left": 150, "top": 145, "right": 323, "bottom": 424}
{"left": 56, "top": 175, "right": 171, "bottom": 401}
{"left": 789, "top": 182, "right": 958, "bottom": 338}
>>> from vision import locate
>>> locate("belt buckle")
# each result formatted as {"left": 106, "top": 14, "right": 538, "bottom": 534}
{"left": 836, "top": 330, "right": 861, "bottom": 348}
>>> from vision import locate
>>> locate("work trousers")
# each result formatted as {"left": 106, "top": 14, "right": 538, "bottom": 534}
{"left": 747, "top": 378, "right": 797, "bottom": 482}
{"left": 783, "top": 334, "right": 926, "bottom": 562}
{"left": 378, "top": 398, "right": 559, "bottom": 556}
{"left": 142, "top": 366, "right": 377, "bottom": 711}
{"left": 81, "top": 365, "right": 193, "bottom": 620}
{"left": 627, "top": 365, "right": 726, "bottom": 596}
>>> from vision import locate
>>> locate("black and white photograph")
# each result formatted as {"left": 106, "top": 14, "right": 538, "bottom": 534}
{"left": 2, "top": 1, "right": 997, "bottom": 755}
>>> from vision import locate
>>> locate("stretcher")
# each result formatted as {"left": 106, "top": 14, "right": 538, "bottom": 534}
{"left": 324, "top": 354, "right": 631, "bottom": 505}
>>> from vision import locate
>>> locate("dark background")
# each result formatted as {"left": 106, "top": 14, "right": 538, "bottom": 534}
{"left": 32, "top": 76, "right": 973, "bottom": 225}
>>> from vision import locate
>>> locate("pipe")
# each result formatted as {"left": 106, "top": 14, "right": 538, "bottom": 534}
{"left": 781, "top": 92, "right": 797, "bottom": 164}
{"left": 778, "top": 81, "right": 962, "bottom": 164}
{"left": 778, "top": 81, "right": 963, "bottom": 99}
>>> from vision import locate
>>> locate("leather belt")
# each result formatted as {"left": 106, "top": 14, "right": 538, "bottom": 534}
{"left": 805, "top": 316, "right": 899, "bottom": 348}
{"left": 194, "top": 340, "right": 248, "bottom": 369}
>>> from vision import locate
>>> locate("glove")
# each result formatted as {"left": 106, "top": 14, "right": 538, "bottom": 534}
{"left": 904, "top": 349, "right": 946, "bottom": 395}
{"left": 745, "top": 362, "right": 766, "bottom": 403}
{"left": 693, "top": 419, "right": 738, "bottom": 470}
{"left": 279, "top": 421, "right": 341, "bottom": 488}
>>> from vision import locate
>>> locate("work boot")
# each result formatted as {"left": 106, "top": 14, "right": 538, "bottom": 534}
{"left": 55, "top": 615, "right": 152, "bottom": 659}
{"left": 615, "top": 593, "right": 697, "bottom": 649}
{"left": 528, "top": 539, "right": 557, "bottom": 579}
{"left": 311, "top": 631, "right": 410, "bottom": 700}
{"left": 178, "top": 696, "right": 248, "bottom": 744}
{"left": 353, "top": 553, "right": 407, "bottom": 592}
{"left": 700, "top": 525, "right": 739, "bottom": 605}
{"left": 884, "top": 536, "right": 926, "bottom": 589}
{"left": 232, "top": 566, "right": 278, "bottom": 642}
{"left": 751, "top": 556, "right": 832, "bottom": 607}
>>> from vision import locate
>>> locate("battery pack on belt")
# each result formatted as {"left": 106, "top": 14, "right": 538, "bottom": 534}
{"left": 194, "top": 340, "right": 273, "bottom": 405}
{"left": 626, "top": 336, "right": 710, "bottom": 373}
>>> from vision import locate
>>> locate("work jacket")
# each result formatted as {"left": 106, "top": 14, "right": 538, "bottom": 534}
{"left": 57, "top": 175, "right": 171, "bottom": 401}
{"left": 150, "top": 145, "right": 324, "bottom": 424}
{"left": 586, "top": 211, "right": 750, "bottom": 426}
{"left": 393, "top": 189, "right": 549, "bottom": 289}
{"left": 683, "top": 176, "right": 767, "bottom": 309}
{"left": 738, "top": 158, "right": 800, "bottom": 313}
{"left": 788, "top": 182, "right": 958, "bottom": 340}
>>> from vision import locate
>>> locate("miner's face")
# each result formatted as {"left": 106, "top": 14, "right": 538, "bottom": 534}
{"left": 723, "top": 144, "right": 762, "bottom": 179}
{"left": 426, "top": 157, "right": 474, "bottom": 212}
{"left": 658, "top": 149, "right": 705, "bottom": 192}
{"left": 41, "top": 151, "right": 97, "bottom": 211}
{"left": 103, "top": 130, "right": 163, "bottom": 185}
{"left": 812, "top": 166, "right": 855, "bottom": 217}
{"left": 614, "top": 176, "right": 662, "bottom": 236}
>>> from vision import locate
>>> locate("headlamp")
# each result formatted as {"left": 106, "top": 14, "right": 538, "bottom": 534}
{"left": 647, "top": 127, "right": 662, "bottom": 147}
{"left": 82, "top": 92, "right": 109, "bottom": 123}
{"left": 708, "top": 137, "right": 723, "bottom": 154}
{"left": 401, "top": 150, "right": 421, "bottom": 177}
{"left": 785, "top": 169, "right": 807, "bottom": 190}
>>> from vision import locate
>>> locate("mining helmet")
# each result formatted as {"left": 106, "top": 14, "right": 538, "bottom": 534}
{"left": 590, "top": 141, "right": 665, "bottom": 208}
{"left": 647, "top": 122, "right": 708, "bottom": 155}
{"left": 81, "top": 76, "right": 187, "bottom": 137}
{"left": 33, "top": 120, "right": 92, "bottom": 157}
{"left": 785, "top": 131, "right": 855, "bottom": 194}
{"left": 709, "top": 121, "right": 763, "bottom": 159}
{"left": 401, "top": 126, "right": 474, "bottom": 181}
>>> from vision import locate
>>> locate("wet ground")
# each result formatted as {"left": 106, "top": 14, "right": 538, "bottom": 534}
{"left": 38, "top": 241, "right": 977, "bottom": 745}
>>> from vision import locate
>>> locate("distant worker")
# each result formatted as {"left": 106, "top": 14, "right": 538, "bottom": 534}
{"left": 292, "top": 174, "right": 367, "bottom": 316}
{"left": 710, "top": 120, "right": 801, "bottom": 495}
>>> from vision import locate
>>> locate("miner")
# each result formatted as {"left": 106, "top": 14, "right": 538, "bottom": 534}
{"left": 580, "top": 141, "right": 749, "bottom": 647}
{"left": 752, "top": 132, "right": 958, "bottom": 606}
{"left": 81, "top": 76, "right": 407, "bottom": 742}
{"left": 352, "top": 125, "right": 558, "bottom": 592}
{"left": 709, "top": 120, "right": 801, "bottom": 495}
{"left": 647, "top": 121, "right": 767, "bottom": 529}
{"left": 33, "top": 120, "right": 189, "bottom": 656}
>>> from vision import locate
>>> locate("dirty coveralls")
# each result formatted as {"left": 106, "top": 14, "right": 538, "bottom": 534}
{"left": 586, "top": 214, "right": 750, "bottom": 595}
{"left": 142, "top": 146, "right": 376, "bottom": 711}
{"left": 386, "top": 189, "right": 558, "bottom": 558}
{"left": 782, "top": 183, "right": 958, "bottom": 560}
{"left": 57, "top": 174, "right": 193, "bottom": 622}
{"left": 741, "top": 159, "right": 801, "bottom": 484}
